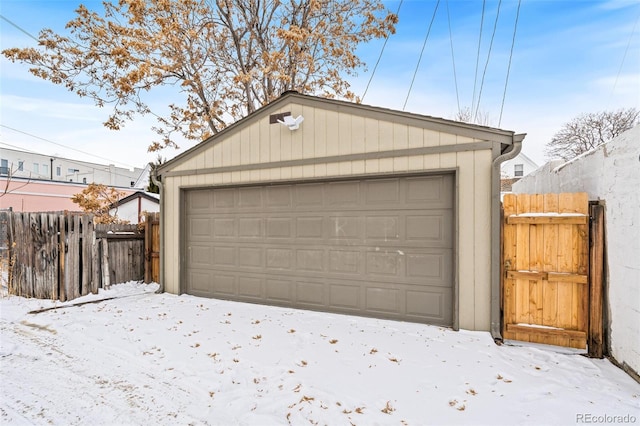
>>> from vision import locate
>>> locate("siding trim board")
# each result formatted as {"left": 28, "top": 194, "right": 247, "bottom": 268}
{"left": 175, "top": 169, "right": 458, "bottom": 192}
{"left": 163, "top": 142, "right": 495, "bottom": 178}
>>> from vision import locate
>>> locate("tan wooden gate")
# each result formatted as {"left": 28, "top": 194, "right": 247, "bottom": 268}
{"left": 502, "top": 193, "right": 589, "bottom": 349}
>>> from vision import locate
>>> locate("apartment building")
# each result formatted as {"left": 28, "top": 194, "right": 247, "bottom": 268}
{"left": 0, "top": 146, "right": 146, "bottom": 188}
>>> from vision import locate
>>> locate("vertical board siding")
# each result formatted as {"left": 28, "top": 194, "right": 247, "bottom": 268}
{"left": 502, "top": 192, "right": 589, "bottom": 349}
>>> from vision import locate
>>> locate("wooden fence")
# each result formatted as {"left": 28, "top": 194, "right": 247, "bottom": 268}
{"left": 6, "top": 211, "right": 159, "bottom": 301}
{"left": 502, "top": 193, "right": 591, "bottom": 349}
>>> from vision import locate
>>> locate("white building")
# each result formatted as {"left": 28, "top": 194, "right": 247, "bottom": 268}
{"left": 500, "top": 152, "right": 539, "bottom": 179}
{"left": 0, "top": 146, "right": 147, "bottom": 188}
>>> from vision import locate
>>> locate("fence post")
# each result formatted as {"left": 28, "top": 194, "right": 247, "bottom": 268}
{"left": 588, "top": 203, "right": 605, "bottom": 358}
{"left": 101, "top": 237, "right": 110, "bottom": 289}
{"left": 81, "top": 215, "right": 94, "bottom": 295}
{"left": 144, "top": 213, "right": 152, "bottom": 283}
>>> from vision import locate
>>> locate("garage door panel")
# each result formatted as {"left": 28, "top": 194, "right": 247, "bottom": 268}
{"left": 406, "top": 176, "right": 452, "bottom": 208}
{"left": 329, "top": 284, "right": 361, "bottom": 310}
{"left": 406, "top": 213, "right": 452, "bottom": 244}
{"left": 406, "top": 250, "right": 452, "bottom": 284}
{"left": 189, "top": 190, "right": 212, "bottom": 210}
{"left": 327, "top": 181, "right": 360, "bottom": 206}
{"left": 296, "top": 217, "right": 324, "bottom": 238}
{"left": 213, "top": 218, "right": 235, "bottom": 237}
{"left": 213, "top": 188, "right": 235, "bottom": 209}
{"left": 329, "top": 249, "right": 360, "bottom": 274}
{"left": 266, "top": 185, "right": 292, "bottom": 208}
{"left": 295, "top": 183, "right": 324, "bottom": 207}
{"left": 365, "top": 179, "right": 400, "bottom": 204}
{"left": 238, "top": 247, "right": 263, "bottom": 268}
{"left": 238, "top": 276, "right": 262, "bottom": 298}
{"left": 365, "top": 287, "right": 400, "bottom": 313}
{"left": 266, "top": 218, "right": 292, "bottom": 238}
{"left": 212, "top": 246, "right": 235, "bottom": 267}
{"left": 238, "top": 187, "right": 263, "bottom": 208}
{"left": 266, "top": 278, "right": 293, "bottom": 303}
{"left": 185, "top": 174, "right": 454, "bottom": 326}
{"left": 366, "top": 251, "right": 400, "bottom": 276}
{"left": 328, "top": 216, "right": 362, "bottom": 239}
{"left": 212, "top": 274, "right": 236, "bottom": 296}
{"left": 189, "top": 218, "right": 211, "bottom": 240}
{"left": 189, "top": 271, "right": 212, "bottom": 295}
{"left": 296, "top": 281, "right": 325, "bottom": 306}
{"left": 405, "top": 289, "right": 451, "bottom": 323}
{"left": 266, "top": 248, "right": 294, "bottom": 270}
{"left": 189, "top": 245, "right": 212, "bottom": 267}
{"left": 238, "top": 217, "right": 262, "bottom": 237}
{"left": 365, "top": 216, "right": 400, "bottom": 240}
{"left": 296, "top": 249, "right": 324, "bottom": 271}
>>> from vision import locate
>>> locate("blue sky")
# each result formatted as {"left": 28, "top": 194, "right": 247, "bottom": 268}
{"left": 1, "top": 0, "right": 638, "bottom": 170}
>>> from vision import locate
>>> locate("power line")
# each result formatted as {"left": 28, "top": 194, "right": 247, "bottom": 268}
{"left": 403, "top": 0, "right": 441, "bottom": 111}
{"left": 499, "top": 0, "right": 521, "bottom": 127}
{"left": 0, "top": 141, "right": 146, "bottom": 183}
{"left": 0, "top": 125, "right": 139, "bottom": 170}
{"left": 446, "top": 0, "right": 460, "bottom": 113}
{"left": 471, "top": 1, "right": 486, "bottom": 118}
{"left": 0, "top": 14, "right": 39, "bottom": 42}
{"left": 608, "top": 10, "right": 640, "bottom": 109}
{"left": 361, "top": 0, "right": 404, "bottom": 102}
{"left": 474, "top": 0, "right": 502, "bottom": 123}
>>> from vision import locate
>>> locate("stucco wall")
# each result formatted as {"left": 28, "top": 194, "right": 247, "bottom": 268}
{"left": 0, "top": 177, "right": 136, "bottom": 212}
{"left": 160, "top": 97, "right": 512, "bottom": 332}
{"left": 513, "top": 126, "right": 640, "bottom": 375}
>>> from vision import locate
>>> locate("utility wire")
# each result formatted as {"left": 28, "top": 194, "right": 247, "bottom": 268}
{"left": 474, "top": 0, "right": 502, "bottom": 123}
{"left": 403, "top": 0, "right": 441, "bottom": 111}
{"left": 471, "top": 1, "right": 486, "bottom": 118}
{"left": 607, "top": 10, "right": 640, "bottom": 110}
{"left": 499, "top": 0, "right": 521, "bottom": 127}
{"left": 0, "top": 14, "right": 39, "bottom": 42}
{"left": 0, "top": 125, "right": 139, "bottom": 170}
{"left": 362, "top": 0, "right": 404, "bottom": 102}
{"left": 446, "top": 0, "right": 460, "bottom": 113}
{"left": 0, "top": 141, "right": 147, "bottom": 184}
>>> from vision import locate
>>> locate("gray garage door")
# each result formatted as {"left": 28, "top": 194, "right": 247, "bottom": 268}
{"left": 184, "top": 174, "right": 454, "bottom": 325}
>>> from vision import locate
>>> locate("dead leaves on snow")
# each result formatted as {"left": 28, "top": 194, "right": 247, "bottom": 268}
{"left": 449, "top": 399, "right": 466, "bottom": 411}
{"left": 497, "top": 374, "right": 512, "bottom": 383}
{"left": 381, "top": 401, "right": 395, "bottom": 414}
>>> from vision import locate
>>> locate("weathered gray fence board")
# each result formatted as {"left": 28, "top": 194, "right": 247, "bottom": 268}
{"left": 8, "top": 212, "right": 147, "bottom": 301}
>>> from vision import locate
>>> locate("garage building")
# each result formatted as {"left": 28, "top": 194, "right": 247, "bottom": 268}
{"left": 156, "top": 92, "right": 525, "bottom": 337}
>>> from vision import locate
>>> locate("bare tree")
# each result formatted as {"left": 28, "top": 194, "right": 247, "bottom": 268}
{"left": 545, "top": 108, "right": 639, "bottom": 160}
{"left": 2, "top": 0, "right": 397, "bottom": 152}
{"left": 0, "top": 163, "right": 32, "bottom": 198}
{"left": 454, "top": 106, "right": 492, "bottom": 127}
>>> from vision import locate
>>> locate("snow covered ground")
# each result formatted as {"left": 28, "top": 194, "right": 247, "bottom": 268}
{"left": 1, "top": 282, "right": 638, "bottom": 425}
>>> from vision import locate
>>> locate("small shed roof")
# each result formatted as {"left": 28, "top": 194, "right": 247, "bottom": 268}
{"left": 110, "top": 191, "right": 159, "bottom": 209}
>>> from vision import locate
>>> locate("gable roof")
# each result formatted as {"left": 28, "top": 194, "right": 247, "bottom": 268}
{"left": 110, "top": 191, "right": 159, "bottom": 209}
{"left": 158, "top": 91, "right": 519, "bottom": 176}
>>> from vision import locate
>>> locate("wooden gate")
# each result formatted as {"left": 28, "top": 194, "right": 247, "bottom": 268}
{"left": 502, "top": 193, "right": 589, "bottom": 349}
{"left": 143, "top": 212, "right": 160, "bottom": 284}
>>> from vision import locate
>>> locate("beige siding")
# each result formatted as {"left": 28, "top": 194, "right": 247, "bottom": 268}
{"left": 161, "top": 100, "right": 497, "bottom": 331}
{"left": 473, "top": 150, "right": 493, "bottom": 330}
